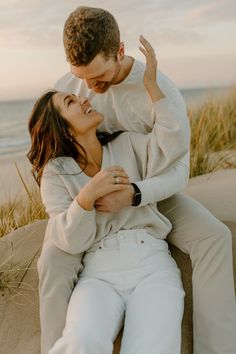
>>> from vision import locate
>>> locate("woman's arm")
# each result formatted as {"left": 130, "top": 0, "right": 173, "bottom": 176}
{"left": 41, "top": 164, "right": 96, "bottom": 255}
{"left": 41, "top": 162, "right": 129, "bottom": 254}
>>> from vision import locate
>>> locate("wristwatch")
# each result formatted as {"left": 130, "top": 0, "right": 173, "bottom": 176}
{"left": 131, "top": 183, "right": 142, "bottom": 207}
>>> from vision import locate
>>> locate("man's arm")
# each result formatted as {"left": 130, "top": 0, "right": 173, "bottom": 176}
{"left": 136, "top": 153, "right": 189, "bottom": 206}
{"left": 95, "top": 36, "right": 190, "bottom": 212}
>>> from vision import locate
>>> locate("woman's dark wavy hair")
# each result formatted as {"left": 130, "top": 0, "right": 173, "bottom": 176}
{"left": 27, "top": 90, "right": 122, "bottom": 185}
{"left": 27, "top": 90, "right": 87, "bottom": 185}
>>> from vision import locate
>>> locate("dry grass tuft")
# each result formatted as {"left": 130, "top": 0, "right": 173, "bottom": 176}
{"left": 0, "top": 188, "right": 47, "bottom": 239}
{"left": 189, "top": 87, "right": 236, "bottom": 177}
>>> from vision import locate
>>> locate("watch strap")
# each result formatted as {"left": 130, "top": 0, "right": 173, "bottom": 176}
{"left": 131, "top": 183, "right": 142, "bottom": 207}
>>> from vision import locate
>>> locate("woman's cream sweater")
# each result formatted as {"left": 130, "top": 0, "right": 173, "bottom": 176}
{"left": 41, "top": 97, "right": 189, "bottom": 255}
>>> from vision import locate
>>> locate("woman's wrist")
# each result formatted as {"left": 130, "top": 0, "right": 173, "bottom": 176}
{"left": 76, "top": 189, "right": 95, "bottom": 211}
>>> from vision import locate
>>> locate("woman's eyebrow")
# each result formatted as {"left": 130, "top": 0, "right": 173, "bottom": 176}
{"left": 63, "top": 95, "right": 71, "bottom": 106}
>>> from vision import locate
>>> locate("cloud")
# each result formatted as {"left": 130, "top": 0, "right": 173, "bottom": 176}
{"left": 2, "top": 0, "right": 234, "bottom": 48}
{"left": 184, "top": 0, "right": 236, "bottom": 26}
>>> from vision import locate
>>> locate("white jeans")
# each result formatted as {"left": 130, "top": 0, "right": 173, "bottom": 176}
{"left": 49, "top": 229, "right": 185, "bottom": 354}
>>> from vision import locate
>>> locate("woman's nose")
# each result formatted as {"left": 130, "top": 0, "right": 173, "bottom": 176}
{"left": 79, "top": 96, "right": 88, "bottom": 105}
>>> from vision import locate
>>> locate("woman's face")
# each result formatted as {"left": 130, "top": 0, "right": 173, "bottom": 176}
{"left": 52, "top": 92, "right": 103, "bottom": 135}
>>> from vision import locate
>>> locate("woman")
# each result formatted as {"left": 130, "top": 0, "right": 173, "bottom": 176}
{"left": 28, "top": 42, "right": 186, "bottom": 354}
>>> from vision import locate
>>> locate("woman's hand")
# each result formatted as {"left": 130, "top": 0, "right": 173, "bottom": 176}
{"left": 139, "top": 35, "right": 165, "bottom": 102}
{"left": 77, "top": 166, "right": 130, "bottom": 211}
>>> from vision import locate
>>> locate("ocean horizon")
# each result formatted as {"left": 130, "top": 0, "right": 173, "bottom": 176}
{"left": 0, "top": 85, "right": 233, "bottom": 159}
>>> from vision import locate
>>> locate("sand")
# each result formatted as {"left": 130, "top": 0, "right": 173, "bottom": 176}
{"left": 0, "top": 169, "right": 236, "bottom": 354}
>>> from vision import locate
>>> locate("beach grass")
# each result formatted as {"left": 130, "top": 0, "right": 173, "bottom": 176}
{"left": 0, "top": 184, "right": 47, "bottom": 239}
{"left": 189, "top": 87, "right": 236, "bottom": 177}
{"left": 1, "top": 87, "right": 236, "bottom": 241}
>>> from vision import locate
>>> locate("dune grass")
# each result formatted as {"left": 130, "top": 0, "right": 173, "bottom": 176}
{"left": 0, "top": 87, "right": 236, "bottom": 240}
{"left": 0, "top": 187, "right": 47, "bottom": 238}
{"left": 189, "top": 87, "right": 236, "bottom": 177}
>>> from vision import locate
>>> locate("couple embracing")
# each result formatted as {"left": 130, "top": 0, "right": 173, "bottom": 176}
{"left": 27, "top": 6, "right": 236, "bottom": 354}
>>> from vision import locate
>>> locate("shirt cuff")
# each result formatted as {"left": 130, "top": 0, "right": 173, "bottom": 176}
{"left": 135, "top": 178, "right": 166, "bottom": 207}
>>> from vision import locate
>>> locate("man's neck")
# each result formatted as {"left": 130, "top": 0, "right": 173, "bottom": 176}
{"left": 113, "top": 55, "right": 134, "bottom": 85}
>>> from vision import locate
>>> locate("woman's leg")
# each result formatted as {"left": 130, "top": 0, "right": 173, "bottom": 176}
{"left": 120, "top": 267, "right": 185, "bottom": 354}
{"left": 158, "top": 193, "right": 236, "bottom": 354}
{"left": 49, "top": 278, "right": 125, "bottom": 354}
{"left": 38, "top": 240, "right": 83, "bottom": 354}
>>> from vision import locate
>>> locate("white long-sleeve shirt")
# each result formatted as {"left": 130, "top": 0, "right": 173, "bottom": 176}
{"left": 55, "top": 59, "right": 190, "bottom": 204}
{"left": 41, "top": 98, "right": 189, "bottom": 255}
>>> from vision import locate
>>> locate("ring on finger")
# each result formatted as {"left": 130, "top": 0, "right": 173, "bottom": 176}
{"left": 114, "top": 176, "right": 120, "bottom": 184}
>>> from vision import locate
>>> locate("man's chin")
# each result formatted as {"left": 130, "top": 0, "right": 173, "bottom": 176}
{"left": 92, "top": 84, "right": 110, "bottom": 94}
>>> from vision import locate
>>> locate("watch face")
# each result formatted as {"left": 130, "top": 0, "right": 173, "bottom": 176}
{"left": 133, "top": 192, "right": 141, "bottom": 206}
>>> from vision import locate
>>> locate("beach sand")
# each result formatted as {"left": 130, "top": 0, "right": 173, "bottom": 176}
{"left": 0, "top": 168, "right": 235, "bottom": 354}
{"left": 0, "top": 153, "right": 37, "bottom": 206}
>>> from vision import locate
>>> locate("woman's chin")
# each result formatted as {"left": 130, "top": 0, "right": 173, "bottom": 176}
{"left": 95, "top": 112, "right": 104, "bottom": 123}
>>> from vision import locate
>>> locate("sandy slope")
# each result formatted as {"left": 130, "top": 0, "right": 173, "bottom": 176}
{"left": 0, "top": 169, "right": 235, "bottom": 354}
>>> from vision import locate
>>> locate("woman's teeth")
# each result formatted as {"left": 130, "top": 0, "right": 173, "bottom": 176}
{"left": 85, "top": 107, "right": 92, "bottom": 114}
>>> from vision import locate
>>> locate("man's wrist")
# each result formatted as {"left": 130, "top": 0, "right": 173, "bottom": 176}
{"left": 147, "top": 85, "right": 165, "bottom": 102}
{"left": 131, "top": 183, "right": 142, "bottom": 207}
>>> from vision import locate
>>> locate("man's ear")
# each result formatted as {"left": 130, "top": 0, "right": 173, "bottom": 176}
{"left": 117, "top": 42, "right": 125, "bottom": 62}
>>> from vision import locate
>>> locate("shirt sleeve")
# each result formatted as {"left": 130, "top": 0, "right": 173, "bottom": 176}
{"left": 40, "top": 163, "right": 97, "bottom": 255}
{"left": 129, "top": 97, "right": 190, "bottom": 206}
{"left": 135, "top": 153, "right": 189, "bottom": 205}
{"left": 146, "top": 97, "right": 190, "bottom": 174}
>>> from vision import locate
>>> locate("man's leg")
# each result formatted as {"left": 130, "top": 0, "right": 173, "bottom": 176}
{"left": 121, "top": 269, "right": 185, "bottom": 354}
{"left": 37, "top": 240, "right": 83, "bottom": 354}
{"left": 158, "top": 193, "right": 236, "bottom": 354}
{"left": 49, "top": 278, "right": 125, "bottom": 354}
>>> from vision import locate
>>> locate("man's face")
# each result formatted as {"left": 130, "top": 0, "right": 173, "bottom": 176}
{"left": 71, "top": 53, "right": 121, "bottom": 93}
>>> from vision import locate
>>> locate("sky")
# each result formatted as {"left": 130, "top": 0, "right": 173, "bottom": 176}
{"left": 0, "top": 0, "right": 236, "bottom": 100}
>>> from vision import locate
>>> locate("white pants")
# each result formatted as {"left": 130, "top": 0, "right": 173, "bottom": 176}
{"left": 49, "top": 229, "right": 185, "bottom": 354}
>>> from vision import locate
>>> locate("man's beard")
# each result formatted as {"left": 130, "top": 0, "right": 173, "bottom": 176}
{"left": 93, "top": 63, "right": 122, "bottom": 93}
{"left": 93, "top": 81, "right": 112, "bottom": 93}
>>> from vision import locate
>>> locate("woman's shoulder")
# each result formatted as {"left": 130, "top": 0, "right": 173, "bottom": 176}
{"left": 43, "top": 156, "right": 77, "bottom": 175}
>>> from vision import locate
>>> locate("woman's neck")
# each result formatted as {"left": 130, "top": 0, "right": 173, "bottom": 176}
{"left": 75, "top": 133, "right": 103, "bottom": 176}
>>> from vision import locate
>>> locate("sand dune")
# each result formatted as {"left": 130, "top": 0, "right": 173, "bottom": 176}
{"left": 0, "top": 169, "right": 235, "bottom": 354}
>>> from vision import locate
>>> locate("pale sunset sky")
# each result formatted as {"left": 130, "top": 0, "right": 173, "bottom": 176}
{"left": 0, "top": 0, "right": 236, "bottom": 101}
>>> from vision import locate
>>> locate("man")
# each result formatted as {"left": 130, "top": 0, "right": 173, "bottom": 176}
{"left": 38, "top": 6, "right": 236, "bottom": 354}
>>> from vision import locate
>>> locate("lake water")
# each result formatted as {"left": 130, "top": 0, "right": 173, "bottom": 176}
{"left": 0, "top": 86, "right": 232, "bottom": 159}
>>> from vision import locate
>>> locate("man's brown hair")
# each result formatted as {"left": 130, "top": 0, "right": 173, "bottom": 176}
{"left": 63, "top": 6, "right": 120, "bottom": 66}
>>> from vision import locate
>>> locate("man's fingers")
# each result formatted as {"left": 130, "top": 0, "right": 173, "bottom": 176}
{"left": 139, "top": 45, "right": 148, "bottom": 57}
{"left": 139, "top": 35, "right": 154, "bottom": 52}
